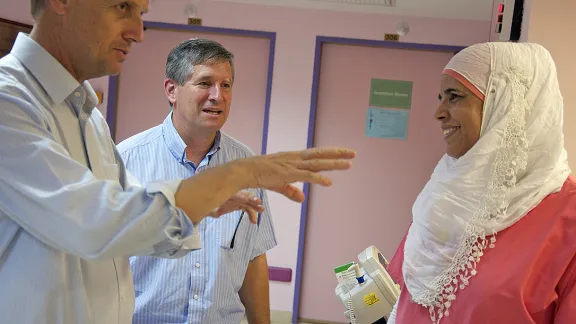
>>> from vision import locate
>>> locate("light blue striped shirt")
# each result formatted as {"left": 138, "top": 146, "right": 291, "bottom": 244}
{"left": 117, "top": 113, "right": 278, "bottom": 324}
{"left": 0, "top": 33, "right": 201, "bottom": 324}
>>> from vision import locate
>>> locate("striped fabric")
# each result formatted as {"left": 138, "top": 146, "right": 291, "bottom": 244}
{"left": 117, "top": 112, "right": 277, "bottom": 324}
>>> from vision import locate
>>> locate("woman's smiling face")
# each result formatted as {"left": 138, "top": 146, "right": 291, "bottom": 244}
{"left": 435, "top": 74, "right": 484, "bottom": 158}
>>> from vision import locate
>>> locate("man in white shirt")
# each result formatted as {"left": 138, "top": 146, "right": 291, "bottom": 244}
{"left": 0, "top": 0, "right": 355, "bottom": 323}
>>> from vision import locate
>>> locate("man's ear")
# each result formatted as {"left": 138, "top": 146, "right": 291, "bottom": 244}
{"left": 47, "top": 0, "right": 73, "bottom": 15}
{"left": 164, "top": 78, "right": 177, "bottom": 106}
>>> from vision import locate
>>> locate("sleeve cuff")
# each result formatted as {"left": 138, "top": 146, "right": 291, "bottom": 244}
{"left": 147, "top": 179, "right": 182, "bottom": 207}
{"left": 147, "top": 179, "right": 203, "bottom": 257}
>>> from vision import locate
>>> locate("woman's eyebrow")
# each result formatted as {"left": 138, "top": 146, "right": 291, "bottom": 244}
{"left": 438, "top": 88, "right": 460, "bottom": 100}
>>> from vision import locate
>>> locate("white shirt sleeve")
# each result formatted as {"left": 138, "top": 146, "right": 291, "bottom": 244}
{"left": 0, "top": 94, "right": 201, "bottom": 260}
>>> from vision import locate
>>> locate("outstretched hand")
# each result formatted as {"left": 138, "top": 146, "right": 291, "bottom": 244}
{"left": 176, "top": 146, "right": 355, "bottom": 225}
{"left": 237, "top": 147, "right": 356, "bottom": 202}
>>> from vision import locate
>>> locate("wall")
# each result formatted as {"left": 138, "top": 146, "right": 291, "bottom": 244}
{"left": 523, "top": 0, "right": 576, "bottom": 168}
{"left": 0, "top": 0, "right": 491, "bottom": 314}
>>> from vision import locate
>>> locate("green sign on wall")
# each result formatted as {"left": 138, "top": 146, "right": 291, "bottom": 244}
{"left": 369, "top": 79, "right": 413, "bottom": 109}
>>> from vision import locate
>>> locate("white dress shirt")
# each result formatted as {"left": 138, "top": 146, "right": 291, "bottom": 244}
{"left": 0, "top": 33, "right": 201, "bottom": 324}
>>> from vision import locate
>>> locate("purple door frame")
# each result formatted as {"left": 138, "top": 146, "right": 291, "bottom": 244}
{"left": 292, "top": 35, "right": 465, "bottom": 323}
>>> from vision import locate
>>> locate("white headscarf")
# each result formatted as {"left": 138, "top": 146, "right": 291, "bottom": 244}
{"left": 401, "top": 42, "right": 571, "bottom": 323}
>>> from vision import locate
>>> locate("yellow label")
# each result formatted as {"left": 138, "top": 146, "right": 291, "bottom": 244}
{"left": 364, "top": 292, "right": 380, "bottom": 306}
{"left": 188, "top": 17, "right": 203, "bottom": 25}
{"left": 384, "top": 33, "right": 400, "bottom": 41}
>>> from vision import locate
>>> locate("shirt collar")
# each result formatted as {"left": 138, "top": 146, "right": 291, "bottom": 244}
{"left": 162, "top": 111, "right": 221, "bottom": 164}
{"left": 10, "top": 33, "right": 98, "bottom": 110}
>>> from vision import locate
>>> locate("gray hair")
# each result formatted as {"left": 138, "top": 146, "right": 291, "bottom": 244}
{"left": 166, "top": 38, "right": 235, "bottom": 86}
{"left": 30, "top": 0, "right": 46, "bottom": 19}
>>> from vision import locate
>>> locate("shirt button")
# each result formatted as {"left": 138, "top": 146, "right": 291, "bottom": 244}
{"left": 193, "top": 295, "right": 199, "bottom": 300}
{"left": 195, "top": 262, "right": 201, "bottom": 268}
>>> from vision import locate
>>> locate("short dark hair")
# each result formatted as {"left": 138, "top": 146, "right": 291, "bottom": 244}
{"left": 166, "top": 38, "right": 235, "bottom": 86}
{"left": 30, "top": 0, "right": 46, "bottom": 19}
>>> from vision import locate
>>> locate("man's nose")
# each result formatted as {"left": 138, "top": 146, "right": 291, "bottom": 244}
{"left": 208, "top": 85, "right": 222, "bottom": 101}
{"left": 124, "top": 16, "right": 145, "bottom": 44}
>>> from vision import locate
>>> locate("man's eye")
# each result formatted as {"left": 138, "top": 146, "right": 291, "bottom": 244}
{"left": 118, "top": 2, "right": 129, "bottom": 12}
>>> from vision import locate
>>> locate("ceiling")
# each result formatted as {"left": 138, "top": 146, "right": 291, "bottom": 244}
{"left": 210, "top": 0, "right": 494, "bottom": 21}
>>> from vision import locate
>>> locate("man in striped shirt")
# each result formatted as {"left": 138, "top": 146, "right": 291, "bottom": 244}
{"left": 117, "top": 38, "right": 276, "bottom": 323}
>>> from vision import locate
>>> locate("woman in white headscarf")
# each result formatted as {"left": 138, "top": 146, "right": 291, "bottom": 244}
{"left": 386, "top": 41, "right": 576, "bottom": 324}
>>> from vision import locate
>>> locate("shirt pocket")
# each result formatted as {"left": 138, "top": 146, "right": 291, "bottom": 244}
{"left": 217, "top": 211, "right": 246, "bottom": 250}
{"left": 216, "top": 211, "right": 258, "bottom": 291}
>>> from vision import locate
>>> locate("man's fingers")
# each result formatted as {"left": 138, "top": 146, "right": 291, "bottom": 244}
{"left": 239, "top": 196, "right": 264, "bottom": 212}
{"left": 269, "top": 172, "right": 333, "bottom": 201}
{"left": 246, "top": 208, "right": 258, "bottom": 224}
{"left": 206, "top": 191, "right": 265, "bottom": 219}
{"left": 299, "top": 147, "right": 356, "bottom": 160}
{"left": 297, "top": 159, "right": 352, "bottom": 172}
{"left": 269, "top": 184, "right": 306, "bottom": 202}
{"left": 234, "top": 191, "right": 264, "bottom": 210}
{"left": 304, "top": 172, "right": 333, "bottom": 186}
{"left": 235, "top": 191, "right": 262, "bottom": 204}
{"left": 248, "top": 204, "right": 265, "bottom": 213}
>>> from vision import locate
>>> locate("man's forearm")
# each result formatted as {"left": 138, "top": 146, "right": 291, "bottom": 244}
{"left": 240, "top": 253, "right": 271, "bottom": 324}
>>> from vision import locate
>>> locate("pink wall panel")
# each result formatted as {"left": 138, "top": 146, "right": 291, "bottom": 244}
{"left": 115, "top": 29, "right": 270, "bottom": 154}
{"left": 299, "top": 43, "right": 454, "bottom": 322}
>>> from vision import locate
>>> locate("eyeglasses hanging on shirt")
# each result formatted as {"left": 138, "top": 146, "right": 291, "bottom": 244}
{"left": 229, "top": 211, "right": 244, "bottom": 249}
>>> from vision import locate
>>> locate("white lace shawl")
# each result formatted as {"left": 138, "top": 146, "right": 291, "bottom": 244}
{"left": 401, "top": 42, "right": 571, "bottom": 323}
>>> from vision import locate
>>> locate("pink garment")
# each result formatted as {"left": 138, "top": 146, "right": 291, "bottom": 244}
{"left": 388, "top": 175, "right": 576, "bottom": 324}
